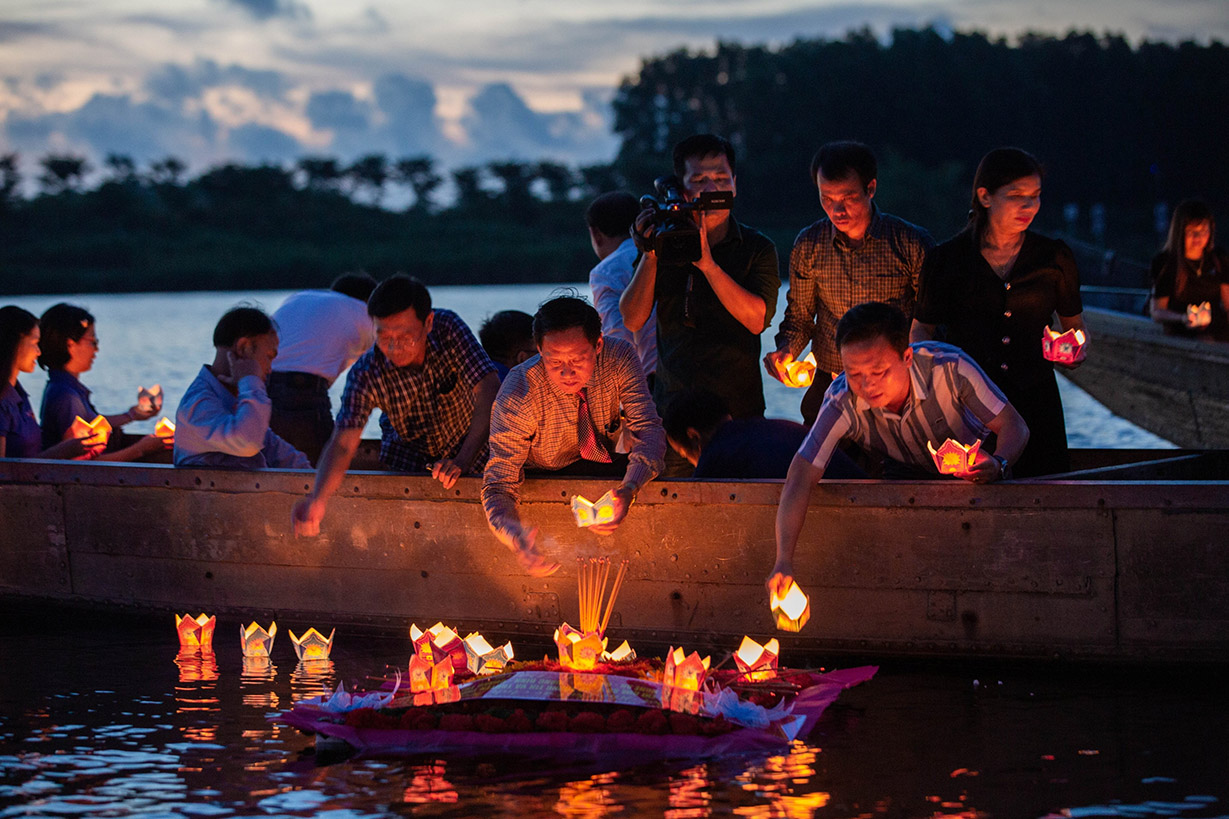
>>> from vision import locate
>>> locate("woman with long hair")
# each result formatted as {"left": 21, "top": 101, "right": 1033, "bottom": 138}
{"left": 0, "top": 305, "right": 89, "bottom": 459}
{"left": 1149, "top": 200, "right": 1229, "bottom": 340}
{"left": 911, "top": 148, "right": 1088, "bottom": 477}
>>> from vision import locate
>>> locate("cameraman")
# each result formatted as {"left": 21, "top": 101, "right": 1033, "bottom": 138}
{"left": 620, "top": 134, "right": 780, "bottom": 446}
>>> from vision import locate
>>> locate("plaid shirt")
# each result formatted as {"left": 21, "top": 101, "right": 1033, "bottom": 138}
{"left": 482, "top": 336, "right": 665, "bottom": 538}
{"left": 776, "top": 208, "right": 934, "bottom": 373}
{"left": 335, "top": 308, "right": 496, "bottom": 471}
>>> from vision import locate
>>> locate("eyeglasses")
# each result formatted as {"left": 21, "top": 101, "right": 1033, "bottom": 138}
{"left": 377, "top": 333, "right": 422, "bottom": 351}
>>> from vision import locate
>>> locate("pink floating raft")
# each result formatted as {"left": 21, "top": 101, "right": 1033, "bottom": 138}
{"left": 274, "top": 664, "right": 877, "bottom": 758}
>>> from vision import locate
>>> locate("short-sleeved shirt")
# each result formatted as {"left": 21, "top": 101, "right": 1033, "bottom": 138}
{"left": 776, "top": 208, "right": 934, "bottom": 374}
{"left": 1, "top": 381, "right": 43, "bottom": 458}
{"left": 40, "top": 369, "right": 98, "bottom": 450}
{"left": 271, "top": 289, "right": 374, "bottom": 382}
{"left": 1151, "top": 248, "right": 1229, "bottom": 335}
{"left": 915, "top": 230, "right": 1083, "bottom": 390}
{"left": 653, "top": 218, "right": 780, "bottom": 419}
{"left": 335, "top": 308, "right": 496, "bottom": 472}
{"left": 798, "top": 342, "right": 1008, "bottom": 475}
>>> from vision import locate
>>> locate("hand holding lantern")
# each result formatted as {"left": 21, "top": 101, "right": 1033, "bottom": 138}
{"left": 1187, "top": 301, "right": 1212, "bottom": 328}
{"left": 136, "top": 385, "right": 163, "bottom": 415}
{"left": 69, "top": 415, "right": 112, "bottom": 458}
{"left": 1041, "top": 327, "right": 1087, "bottom": 365}
{"left": 926, "top": 438, "right": 982, "bottom": 476}
{"left": 770, "top": 580, "right": 811, "bottom": 632}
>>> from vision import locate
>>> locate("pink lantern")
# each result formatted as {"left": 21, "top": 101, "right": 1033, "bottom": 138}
{"left": 927, "top": 438, "right": 982, "bottom": 476}
{"left": 1041, "top": 327, "right": 1087, "bottom": 364}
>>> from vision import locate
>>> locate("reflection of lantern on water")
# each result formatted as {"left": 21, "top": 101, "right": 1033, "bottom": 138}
{"left": 410, "top": 622, "right": 467, "bottom": 670}
{"left": 555, "top": 774, "right": 618, "bottom": 818}
{"left": 734, "top": 635, "right": 780, "bottom": 681}
{"left": 926, "top": 438, "right": 982, "bottom": 476}
{"left": 154, "top": 417, "right": 175, "bottom": 440}
{"left": 403, "top": 762, "right": 459, "bottom": 805}
{"left": 137, "top": 384, "right": 163, "bottom": 413}
{"left": 668, "top": 763, "right": 712, "bottom": 816}
{"left": 780, "top": 352, "right": 819, "bottom": 388}
{"left": 1187, "top": 301, "right": 1212, "bottom": 328}
{"left": 290, "top": 659, "right": 336, "bottom": 703}
{"left": 240, "top": 621, "right": 277, "bottom": 657}
{"left": 174, "top": 648, "right": 220, "bottom": 742}
{"left": 1041, "top": 327, "right": 1087, "bottom": 364}
{"left": 770, "top": 580, "right": 811, "bottom": 633}
{"left": 747, "top": 746, "right": 830, "bottom": 816}
{"left": 571, "top": 490, "right": 618, "bottom": 528}
{"left": 240, "top": 656, "right": 280, "bottom": 709}
{"left": 289, "top": 627, "right": 334, "bottom": 660}
{"left": 559, "top": 671, "right": 613, "bottom": 702}
{"left": 175, "top": 613, "right": 216, "bottom": 648}
{"left": 462, "top": 632, "right": 514, "bottom": 675}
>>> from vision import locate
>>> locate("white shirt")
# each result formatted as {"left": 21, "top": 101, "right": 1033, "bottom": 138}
{"left": 589, "top": 238, "right": 657, "bottom": 376}
{"left": 271, "top": 290, "right": 374, "bottom": 382}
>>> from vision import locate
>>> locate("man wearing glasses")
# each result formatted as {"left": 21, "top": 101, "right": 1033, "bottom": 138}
{"left": 291, "top": 274, "right": 499, "bottom": 536}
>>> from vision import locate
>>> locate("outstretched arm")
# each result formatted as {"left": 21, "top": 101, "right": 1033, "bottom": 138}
{"left": 766, "top": 454, "right": 824, "bottom": 598}
{"left": 291, "top": 426, "right": 363, "bottom": 536}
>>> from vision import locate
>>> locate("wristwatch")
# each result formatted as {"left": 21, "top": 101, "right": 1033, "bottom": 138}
{"left": 992, "top": 454, "right": 1011, "bottom": 480}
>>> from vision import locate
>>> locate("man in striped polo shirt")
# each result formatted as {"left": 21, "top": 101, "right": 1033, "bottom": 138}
{"left": 766, "top": 301, "right": 1029, "bottom": 598}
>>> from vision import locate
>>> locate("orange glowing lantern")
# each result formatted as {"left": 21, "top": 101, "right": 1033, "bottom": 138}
{"left": 175, "top": 613, "right": 216, "bottom": 648}
{"left": 409, "top": 652, "right": 456, "bottom": 692}
{"left": 571, "top": 490, "right": 618, "bottom": 528}
{"left": 554, "top": 623, "right": 607, "bottom": 671}
{"left": 662, "top": 647, "right": 710, "bottom": 691}
{"left": 770, "top": 580, "right": 811, "bottom": 633}
{"left": 240, "top": 621, "right": 277, "bottom": 657}
{"left": 462, "top": 632, "right": 514, "bottom": 675}
{"left": 780, "top": 352, "right": 819, "bottom": 388}
{"left": 603, "top": 640, "right": 636, "bottom": 662}
{"left": 1041, "top": 327, "right": 1087, "bottom": 364}
{"left": 154, "top": 417, "right": 176, "bottom": 440}
{"left": 926, "top": 438, "right": 982, "bottom": 475}
{"left": 69, "top": 414, "right": 112, "bottom": 456}
{"left": 734, "top": 636, "right": 780, "bottom": 682}
{"left": 137, "top": 384, "right": 163, "bottom": 413}
{"left": 409, "top": 622, "right": 467, "bottom": 670}
{"left": 289, "top": 627, "right": 334, "bottom": 660}
{"left": 1187, "top": 301, "right": 1212, "bottom": 328}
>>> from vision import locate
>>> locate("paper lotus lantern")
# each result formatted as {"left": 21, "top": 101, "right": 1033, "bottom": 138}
{"left": 69, "top": 414, "right": 112, "bottom": 455}
{"left": 154, "top": 417, "right": 176, "bottom": 440}
{"left": 770, "top": 581, "right": 811, "bottom": 633}
{"left": 571, "top": 490, "right": 618, "bottom": 528}
{"left": 462, "top": 632, "right": 514, "bottom": 675}
{"left": 289, "top": 627, "right": 334, "bottom": 660}
{"left": 409, "top": 652, "right": 455, "bottom": 692}
{"left": 1187, "top": 301, "right": 1212, "bottom": 328}
{"left": 926, "top": 438, "right": 982, "bottom": 476}
{"left": 603, "top": 640, "right": 636, "bottom": 663}
{"left": 137, "top": 385, "right": 163, "bottom": 413}
{"left": 662, "top": 647, "right": 710, "bottom": 691}
{"left": 554, "top": 623, "right": 607, "bottom": 671}
{"left": 1041, "top": 327, "right": 1087, "bottom": 364}
{"left": 734, "top": 636, "right": 780, "bottom": 682}
{"left": 240, "top": 621, "right": 277, "bottom": 657}
{"left": 410, "top": 622, "right": 467, "bottom": 670}
{"left": 175, "top": 613, "right": 216, "bottom": 648}
{"left": 781, "top": 352, "right": 819, "bottom": 388}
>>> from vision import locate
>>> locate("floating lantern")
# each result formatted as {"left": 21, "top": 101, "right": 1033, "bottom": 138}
{"left": 1187, "top": 301, "right": 1212, "bottom": 328}
{"left": 154, "top": 417, "right": 176, "bottom": 440}
{"left": 137, "top": 385, "right": 163, "bottom": 413}
{"left": 240, "top": 621, "right": 277, "bottom": 658}
{"left": 409, "top": 622, "right": 467, "bottom": 670}
{"left": 175, "top": 613, "right": 216, "bottom": 648}
{"left": 662, "top": 647, "right": 710, "bottom": 691}
{"left": 462, "top": 632, "right": 514, "bottom": 675}
{"left": 289, "top": 627, "right": 334, "bottom": 660}
{"left": 926, "top": 438, "right": 982, "bottom": 476}
{"left": 554, "top": 623, "right": 607, "bottom": 672}
{"left": 571, "top": 490, "right": 618, "bottom": 528}
{"left": 1041, "top": 327, "right": 1087, "bottom": 364}
{"left": 770, "top": 581, "right": 811, "bottom": 633}
{"left": 780, "top": 352, "right": 819, "bottom": 388}
{"left": 734, "top": 636, "right": 780, "bottom": 682}
{"left": 69, "top": 414, "right": 112, "bottom": 455}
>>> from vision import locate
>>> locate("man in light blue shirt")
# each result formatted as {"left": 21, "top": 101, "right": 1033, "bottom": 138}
{"left": 174, "top": 306, "right": 309, "bottom": 470}
{"left": 586, "top": 191, "right": 657, "bottom": 380}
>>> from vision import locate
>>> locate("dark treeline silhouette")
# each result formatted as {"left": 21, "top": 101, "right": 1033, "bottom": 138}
{"left": 1, "top": 27, "right": 1225, "bottom": 295}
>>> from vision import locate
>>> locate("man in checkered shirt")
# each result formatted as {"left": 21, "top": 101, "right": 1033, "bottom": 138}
{"left": 483, "top": 296, "right": 665, "bottom": 576}
{"left": 765, "top": 141, "right": 934, "bottom": 425}
{"left": 291, "top": 275, "right": 500, "bottom": 537}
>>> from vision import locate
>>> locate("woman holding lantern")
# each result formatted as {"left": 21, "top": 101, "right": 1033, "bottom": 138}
{"left": 0, "top": 305, "right": 90, "bottom": 459}
{"left": 911, "top": 148, "right": 1087, "bottom": 477}
{"left": 37, "top": 302, "right": 171, "bottom": 461}
{"left": 1149, "top": 200, "right": 1229, "bottom": 341}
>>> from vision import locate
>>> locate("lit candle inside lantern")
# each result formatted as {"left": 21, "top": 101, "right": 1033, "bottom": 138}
{"left": 175, "top": 613, "right": 216, "bottom": 648}
{"left": 571, "top": 490, "right": 618, "bottom": 528}
{"left": 1187, "top": 301, "right": 1212, "bottom": 328}
{"left": 554, "top": 623, "right": 607, "bottom": 671}
{"left": 603, "top": 640, "right": 636, "bottom": 663}
{"left": 1041, "top": 327, "right": 1087, "bottom": 364}
{"left": 69, "top": 414, "right": 112, "bottom": 456}
{"left": 409, "top": 622, "right": 467, "bottom": 670}
{"left": 240, "top": 621, "right": 277, "bottom": 657}
{"left": 734, "top": 635, "right": 780, "bottom": 682}
{"left": 462, "top": 632, "right": 514, "bottom": 675}
{"left": 780, "top": 352, "right": 819, "bottom": 388}
{"left": 662, "top": 647, "right": 710, "bottom": 691}
{"left": 137, "top": 384, "right": 163, "bottom": 413}
{"left": 289, "top": 627, "right": 334, "bottom": 660}
{"left": 154, "top": 417, "right": 176, "bottom": 440}
{"left": 770, "top": 580, "right": 811, "bottom": 633}
{"left": 926, "top": 437, "right": 982, "bottom": 476}
{"left": 409, "top": 652, "right": 456, "bottom": 692}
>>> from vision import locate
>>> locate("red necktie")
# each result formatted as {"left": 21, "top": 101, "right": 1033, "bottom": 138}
{"left": 577, "top": 388, "right": 612, "bottom": 463}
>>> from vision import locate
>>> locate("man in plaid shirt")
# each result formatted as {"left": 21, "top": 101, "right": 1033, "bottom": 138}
{"left": 483, "top": 296, "right": 665, "bottom": 576}
{"left": 291, "top": 275, "right": 500, "bottom": 536}
{"left": 765, "top": 141, "right": 934, "bottom": 424}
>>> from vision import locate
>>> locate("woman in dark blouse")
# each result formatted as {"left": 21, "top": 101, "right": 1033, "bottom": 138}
{"left": 1149, "top": 200, "right": 1229, "bottom": 341}
{"left": 912, "top": 148, "right": 1087, "bottom": 477}
{"left": 0, "top": 305, "right": 88, "bottom": 460}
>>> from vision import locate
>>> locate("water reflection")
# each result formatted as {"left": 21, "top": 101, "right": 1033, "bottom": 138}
{"left": 733, "top": 742, "right": 831, "bottom": 818}
{"left": 173, "top": 648, "right": 219, "bottom": 743}
{"left": 556, "top": 771, "right": 620, "bottom": 817}
{"left": 239, "top": 656, "right": 279, "bottom": 710}
{"left": 403, "top": 760, "right": 459, "bottom": 804}
{"left": 667, "top": 762, "right": 712, "bottom": 817}
{"left": 290, "top": 658, "right": 336, "bottom": 703}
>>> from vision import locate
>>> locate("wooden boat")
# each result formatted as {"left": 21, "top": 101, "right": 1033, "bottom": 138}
{"left": 3, "top": 449, "right": 1225, "bottom": 663}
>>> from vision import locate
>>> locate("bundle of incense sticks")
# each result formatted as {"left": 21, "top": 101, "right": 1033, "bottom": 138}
{"left": 577, "top": 557, "right": 629, "bottom": 635}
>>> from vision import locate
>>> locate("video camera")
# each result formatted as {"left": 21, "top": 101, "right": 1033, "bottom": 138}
{"left": 639, "top": 176, "right": 733, "bottom": 265}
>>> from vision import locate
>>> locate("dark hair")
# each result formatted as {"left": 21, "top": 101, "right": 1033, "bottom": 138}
{"left": 331, "top": 272, "right": 378, "bottom": 302}
{"left": 532, "top": 294, "right": 602, "bottom": 347}
{"left": 479, "top": 310, "right": 535, "bottom": 363}
{"left": 835, "top": 301, "right": 911, "bottom": 355}
{"left": 810, "top": 141, "right": 877, "bottom": 189}
{"left": 672, "top": 134, "right": 736, "bottom": 178}
{"left": 367, "top": 274, "right": 432, "bottom": 320}
{"left": 585, "top": 191, "right": 640, "bottom": 238}
{"left": 663, "top": 388, "right": 729, "bottom": 446}
{"left": 37, "top": 302, "right": 95, "bottom": 370}
{"left": 213, "top": 306, "right": 275, "bottom": 348}
{"left": 1160, "top": 200, "right": 1219, "bottom": 295}
{"left": 0, "top": 305, "right": 39, "bottom": 382}
{"left": 969, "top": 148, "right": 1044, "bottom": 238}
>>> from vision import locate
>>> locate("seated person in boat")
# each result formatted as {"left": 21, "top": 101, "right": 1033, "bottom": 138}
{"left": 291, "top": 275, "right": 500, "bottom": 536}
{"left": 174, "top": 306, "right": 309, "bottom": 470}
{"left": 1149, "top": 199, "right": 1229, "bottom": 341}
{"left": 1, "top": 305, "right": 91, "bottom": 460}
{"left": 483, "top": 295, "right": 666, "bottom": 576}
{"left": 38, "top": 303, "right": 169, "bottom": 462}
{"left": 766, "top": 301, "right": 1029, "bottom": 597}
{"left": 479, "top": 310, "right": 537, "bottom": 380}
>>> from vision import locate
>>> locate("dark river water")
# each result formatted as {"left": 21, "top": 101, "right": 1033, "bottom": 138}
{"left": 1, "top": 601, "right": 1225, "bottom": 818}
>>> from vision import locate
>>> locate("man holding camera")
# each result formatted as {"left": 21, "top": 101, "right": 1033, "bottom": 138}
{"left": 620, "top": 134, "right": 780, "bottom": 439}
